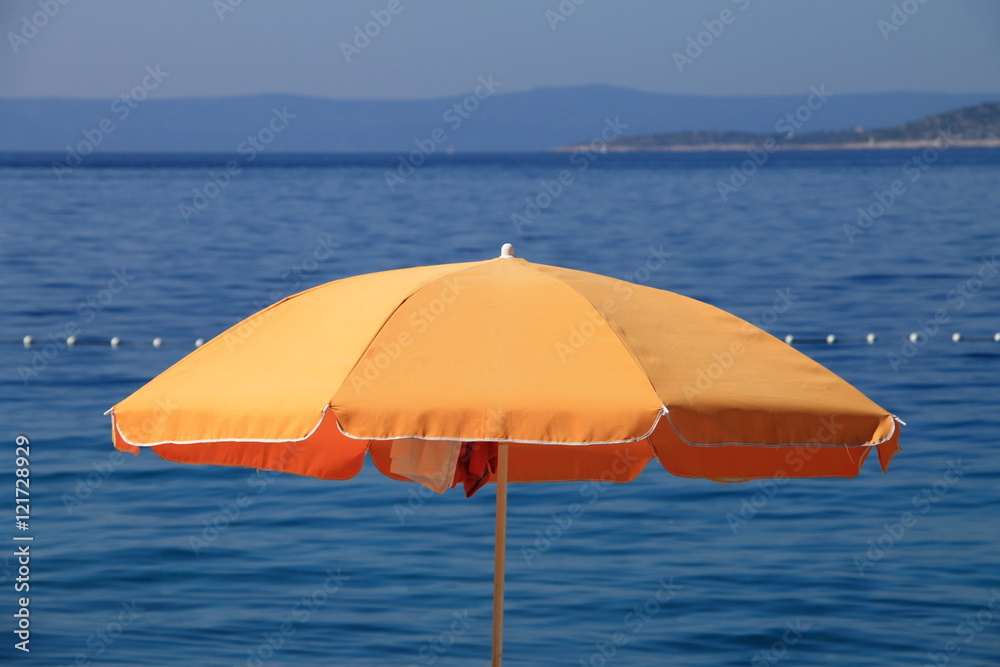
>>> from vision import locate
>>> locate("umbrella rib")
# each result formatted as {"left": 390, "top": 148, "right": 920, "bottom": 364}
{"left": 329, "top": 261, "right": 490, "bottom": 407}
{"left": 525, "top": 264, "right": 665, "bottom": 409}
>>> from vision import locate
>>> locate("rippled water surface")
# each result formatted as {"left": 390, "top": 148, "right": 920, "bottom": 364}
{"left": 1, "top": 150, "right": 998, "bottom": 665}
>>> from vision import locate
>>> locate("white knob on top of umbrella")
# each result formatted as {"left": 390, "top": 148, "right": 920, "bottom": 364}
{"left": 499, "top": 243, "right": 515, "bottom": 258}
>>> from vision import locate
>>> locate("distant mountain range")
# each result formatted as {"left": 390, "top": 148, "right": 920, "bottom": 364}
{"left": 556, "top": 101, "right": 1000, "bottom": 152}
{"left": 0, "top": 86, "right": 998, "bottom": 153}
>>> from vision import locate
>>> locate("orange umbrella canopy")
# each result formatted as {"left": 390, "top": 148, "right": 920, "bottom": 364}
{"left": 110, "top": 246, "right": 900, "bottom": 487}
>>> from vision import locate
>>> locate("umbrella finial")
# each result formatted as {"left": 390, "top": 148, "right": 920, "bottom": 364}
{"left": 500, "top": 243, "right": 515, "bottom": 258}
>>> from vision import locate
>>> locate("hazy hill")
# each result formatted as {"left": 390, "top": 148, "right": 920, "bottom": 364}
{"left": 0, "top": 87, "right": 997, "bottom": 153}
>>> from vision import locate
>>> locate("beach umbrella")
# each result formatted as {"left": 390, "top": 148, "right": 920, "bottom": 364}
{"left": 108, "top": 244, "right": 901, "bottom": 666}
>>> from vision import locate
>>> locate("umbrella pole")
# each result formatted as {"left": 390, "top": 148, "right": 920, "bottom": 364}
{"left": 492, "top": 442, "right": 509, "bottom": 667}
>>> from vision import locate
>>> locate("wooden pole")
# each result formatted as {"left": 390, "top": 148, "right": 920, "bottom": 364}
{"left": 492, "top": 443, "right": 509, "bottom": 667}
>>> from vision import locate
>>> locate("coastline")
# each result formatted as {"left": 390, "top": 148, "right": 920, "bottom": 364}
{"left": 549, "top": 138, "right": 1000, "bottom": 153}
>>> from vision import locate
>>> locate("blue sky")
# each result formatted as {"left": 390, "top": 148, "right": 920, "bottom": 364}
{"left": 1, "top": 0, "right": 998, "bottom": 99}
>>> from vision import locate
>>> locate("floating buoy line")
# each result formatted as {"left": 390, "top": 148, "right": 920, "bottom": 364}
{"left": 5, "top": 333, "right": 1000, "bottom": 349}
{"left": 13, "top": 336, "right": 206, "bottom": 348}
{"left": 781, "top": 332, "right": 1000, "bottom": 345}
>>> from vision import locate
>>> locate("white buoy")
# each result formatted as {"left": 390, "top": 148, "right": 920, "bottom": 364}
{"left": 152, "top": 337, "right": 163, "bottom": 347}
{"left": 499, "top": 243, "right": 515, "bottom": 258}
{"left": 66, "top": 335, "right": 77, "bottom": 346}
{"left": 951, "top": 333, "right": 961, "bottom": 343}
{"left": 784, "top": 334, "right": 794, "bottom": 344}
{"left": 826, "top": 334, "right": 836, "bottom": 344}
{"left": 195, "top": 338, "right": 205, "bottom": 347}
{"left": 995, "top": 333, "right": 1000, "bottom": 342}
{"left": 22, "top": 335, "right": 33, "bottom": 347}
{"left": 110, "top": 336, "right": 121, "bottom": 348}
{"left": 909, "top": 332, "right": 920, "bottom": 343}
{"left": 866, "top": 333, "right": 877, "bottom": 344}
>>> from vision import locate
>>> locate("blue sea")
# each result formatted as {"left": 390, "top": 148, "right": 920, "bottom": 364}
{"left": 1, "top": 149, "right": 998, "bottom": 666}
